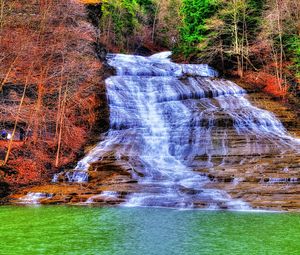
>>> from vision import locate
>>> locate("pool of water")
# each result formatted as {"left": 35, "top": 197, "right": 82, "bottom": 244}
{"left": 0, "top": 206, "right": 300, "bottom": 255}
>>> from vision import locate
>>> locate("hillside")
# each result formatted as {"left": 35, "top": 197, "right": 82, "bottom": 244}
{"left": 0, "top": 0, "right": 103, "bottom": 194}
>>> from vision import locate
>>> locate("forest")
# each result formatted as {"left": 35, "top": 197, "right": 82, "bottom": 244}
{"left": 95, "top": 0, "right": 300, "bottom": 98}
{"left": 0, "top": 0, "right": 103, "bottom": 192}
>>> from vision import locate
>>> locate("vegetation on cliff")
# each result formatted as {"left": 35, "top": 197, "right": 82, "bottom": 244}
{"left": 92, "top": 0, "right": 299, "bottom": 98}
{"left": 177, "top": 0, "right": 300, "bottom": 98}
{"left": 0, "top": 0, "right": 101, "bottom": 188}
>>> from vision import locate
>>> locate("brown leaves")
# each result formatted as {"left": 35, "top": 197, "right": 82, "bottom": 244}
{"left": 0, "top": 0, "right": 101, "bottom": 184}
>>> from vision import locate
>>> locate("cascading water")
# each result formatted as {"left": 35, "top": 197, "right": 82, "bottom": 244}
{"left": 66, "top": 51, "right": 300, "bottom": 209}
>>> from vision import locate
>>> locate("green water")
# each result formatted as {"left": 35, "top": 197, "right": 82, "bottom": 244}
{"left": 0, "top": 206, "right": 300, "bottom": 255}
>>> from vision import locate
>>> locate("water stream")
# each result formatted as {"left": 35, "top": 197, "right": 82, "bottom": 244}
{"left": 64, "top": 52, "right": 300, "bottom": 209}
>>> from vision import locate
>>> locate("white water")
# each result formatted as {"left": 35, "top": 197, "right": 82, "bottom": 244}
{"left": 85, "top": 191, "right": 119, "bottom": 204}
{"left": 19, "top": 192, "right": 53, "bottom": 204}
{"left": 62, "top": 51, "right": 300, "bottom": 209}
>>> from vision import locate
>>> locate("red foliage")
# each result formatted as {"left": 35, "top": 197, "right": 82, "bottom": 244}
{"left": 5, "top": 159, "right": 41, "bottom": 185}
{"left": 242, "top": 71, "right": 287, "bottom": 97}
{"left": 0, "top": 0, "right": 101, "bottom": 185}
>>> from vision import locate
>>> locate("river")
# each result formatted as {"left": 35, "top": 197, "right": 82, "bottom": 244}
{"left": 0, "top": 206, "right": 300, "bottom": 254}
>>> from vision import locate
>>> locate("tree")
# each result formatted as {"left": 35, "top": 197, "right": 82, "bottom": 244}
{"left": 260, "top": 0, "right": 300, "bottom": 94}
{"left": 99, "top": 0, "right": 142, "bottom": 50}
{"left": 0, "top": 0, "right": 101, "bottom": 184}
{"left": 176, "top": 0, "right": 264, "bottom": 75}
{"left": 0, "top": 0, "right": 4, "bottom": 29}
{"left": 152, "top": 0, "right": 182, "bottom": 48}
{"left": 177, "top": 0, "right": 218, "bottom": 58}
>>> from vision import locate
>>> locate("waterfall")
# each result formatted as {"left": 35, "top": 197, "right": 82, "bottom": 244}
{"left": 64, "top": 51, "right": 300, "bottom": 209}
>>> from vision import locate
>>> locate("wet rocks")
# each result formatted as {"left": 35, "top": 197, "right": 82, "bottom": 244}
{"left": 198, "top": 90, "right": 300, "bottom": 211}
{"left": 9, "top": 156, "right": 140, "bottom": 206}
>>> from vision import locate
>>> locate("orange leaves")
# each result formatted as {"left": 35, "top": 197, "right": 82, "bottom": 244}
{"left": 0, "top": 0, "right": 101, "bottom": 185}
{"left": 242, "top": 70, "right": 288, "bottom": 97}
{"left": 263, "top": 74, "right": 287, "bottom": 97}
{"left": 5, "top": 158, "right": 40, "bottom": 185}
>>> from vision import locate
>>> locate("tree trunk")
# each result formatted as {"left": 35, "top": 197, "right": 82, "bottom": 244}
{"left": 55, "top": 89, "right": 67, "bottom": 167}
{"left": 0, "top": 0, "right": 4, "bottom": 29}
{"left": 4, "top": 77, "right": 28, "bottom": 165}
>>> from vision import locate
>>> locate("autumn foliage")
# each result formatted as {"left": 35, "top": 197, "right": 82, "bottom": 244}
{"left": 0, "top": 0, "right": 101, "bottom": 185}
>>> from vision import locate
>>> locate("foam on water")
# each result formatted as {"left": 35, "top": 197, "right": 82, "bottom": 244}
{"left": 19, "top": 193, "right": 53, "bottom": 205}
{"left": 85, "top": 191, "right": 119, "bottom": 204}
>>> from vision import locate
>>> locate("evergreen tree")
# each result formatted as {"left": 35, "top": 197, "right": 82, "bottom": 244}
{"left": 100, "top": 0, "right": 141, "bottom": 50}
{"left": 178, "top": 0, "right": 217, "bottom": 57}
{"left": 176, "top": 0, "right": 264, "bottom": 74}
{"left": 153, "top": 0, "right": 182, "bottom": 48}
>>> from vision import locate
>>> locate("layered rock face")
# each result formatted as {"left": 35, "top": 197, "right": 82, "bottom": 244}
{"left": 10, "top": 52, "right": 300, "bottom": 211}
{"left": 203, "top": 91, "right": 300, "bottom": 211}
